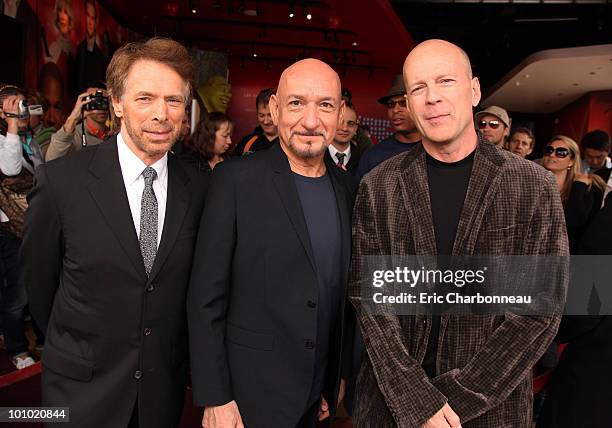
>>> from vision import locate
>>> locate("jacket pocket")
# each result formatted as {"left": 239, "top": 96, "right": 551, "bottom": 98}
{"left": 226, "top": 323, "right": 274, "bottom": 351}
{"left": 42, "top": 344, "right": 94, "bottom": 382}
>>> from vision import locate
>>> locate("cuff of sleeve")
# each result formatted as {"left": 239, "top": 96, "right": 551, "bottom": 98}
{"left": 431, "top": 368, "right": 489, "bottom": 424}
{"left": 378, "top": 370, "right": 448, "bottom": 428}
{"left": 191, "top": 387, "right": 234, "bottom": 408}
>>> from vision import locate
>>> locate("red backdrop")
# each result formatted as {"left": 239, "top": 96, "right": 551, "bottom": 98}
{"left": 226, "top": 57, "right": 400, "bottom": 142}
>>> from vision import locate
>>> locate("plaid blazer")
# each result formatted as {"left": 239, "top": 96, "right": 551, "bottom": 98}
{"left": 349, "top": 140, "right": 569, "bottom": 428}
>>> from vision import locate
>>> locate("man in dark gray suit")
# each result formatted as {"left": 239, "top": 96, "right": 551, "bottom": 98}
{"left": 22, "top": 38, "right": 207, "bottom": 428}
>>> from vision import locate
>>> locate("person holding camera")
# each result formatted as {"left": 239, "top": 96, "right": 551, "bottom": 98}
{"left": 45, "top": 82, "right": 111, "bottom": 161}
{"left": 0, "top": 84, "right": 43, "bottom": 370}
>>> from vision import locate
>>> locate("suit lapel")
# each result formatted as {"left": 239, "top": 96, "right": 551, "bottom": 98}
{"left": 147, "top": 154, "right": 190, "bottom": 282}
{"left": 452, "top": 142, "right": 506, "bottom": 255}
{"left": 87, "top": 138, "right": 147, "bottom": 280}
{"left": 270, "top": 144, "right": 317, "bottom": 273}
{"left": 398, "top": 144, "right": 437, "bottom": 255}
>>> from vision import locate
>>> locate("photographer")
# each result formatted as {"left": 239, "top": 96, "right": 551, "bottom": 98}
{"left": 0, "top": 84, "right": 41, "bottom": 370}
{"left": 45, "top": 82, "right": 111, "bottom": 161}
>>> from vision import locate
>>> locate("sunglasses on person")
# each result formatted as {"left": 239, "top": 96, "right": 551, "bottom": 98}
{"left": 478, "top": 119, "right": 501, "bottom": 130}
{"left": 544, "top": 146, "right": 572, "bottom": 158}
{"left": 386, "top": 99, "right": 407, "bottom": 109}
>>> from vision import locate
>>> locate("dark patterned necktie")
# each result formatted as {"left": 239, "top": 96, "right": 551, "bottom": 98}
{"left": 335, "top": 152, "right": 346, "bottom": 168}
{"left": 140, "top": 167, "right": 158, "bottom": 275}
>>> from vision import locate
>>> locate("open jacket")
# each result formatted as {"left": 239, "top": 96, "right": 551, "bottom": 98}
{"left": 349, "top": 140, "right": 569, "bottom": 428}
{"left": 188, "top": 143, "right": 357, "bottom": 427}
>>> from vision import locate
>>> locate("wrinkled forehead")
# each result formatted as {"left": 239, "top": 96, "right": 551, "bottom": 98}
{"left": 279, "top": 69, "right": 341, "bottom": 100}
{"left": 125, "top": 60, "right": 188, "bottom": 94}
{"left": 404, "top": 44, "right": 471, "bottom": 84}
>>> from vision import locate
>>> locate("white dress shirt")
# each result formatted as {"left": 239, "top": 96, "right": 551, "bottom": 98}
{"left": 328, "top": 144, "right": 352, "bottom": 165}
{"left": 116, "top": 133, "right": 168, "bottom": 247}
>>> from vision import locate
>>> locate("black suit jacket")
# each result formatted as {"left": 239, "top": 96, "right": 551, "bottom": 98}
{"left": 188, "top": 143, "right": 357, "bottom": 427}
{"left": 21, "top": 137, "right": 208, "bottom": 428}
{"left": 325, "top": 143, "right": 361, "bottom": 175}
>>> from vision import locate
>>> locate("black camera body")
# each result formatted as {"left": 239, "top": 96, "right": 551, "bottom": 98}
{"left": 83, "top": 90, "right": 109, "bottom": 111}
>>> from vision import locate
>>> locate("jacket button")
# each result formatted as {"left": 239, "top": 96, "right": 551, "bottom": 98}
{"left": 307, "top": 300, "right": 316, "bottom": 308}
{"left": 146, "top": 284, "right": 155, "bottom": 292}
{"left": 133, "top": 370, "right": 142, "bottom": 380}
{"left": 305, "top": 340, "right": 315, "bottom": 349}
{"left": 144, "top": 327, "right": 152, "bottom": 336}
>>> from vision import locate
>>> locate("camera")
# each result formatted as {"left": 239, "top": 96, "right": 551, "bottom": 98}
{"left": 2, "top": 99, "right": 29, "bottom": 119}
{"left": 83, "top": 90, "right": 109, "bottom": 111}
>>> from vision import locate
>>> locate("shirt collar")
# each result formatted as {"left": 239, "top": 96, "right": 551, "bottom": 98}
{"left": 328, "top": 143, "right": 351, "bottom": 161}
{"left": 117, "top": 132, "right": 168, "bottom": 186}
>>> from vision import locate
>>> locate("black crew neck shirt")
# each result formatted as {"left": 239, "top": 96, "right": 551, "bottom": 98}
{"left": 422, "top": 149, "right": 475, "bottom": 378}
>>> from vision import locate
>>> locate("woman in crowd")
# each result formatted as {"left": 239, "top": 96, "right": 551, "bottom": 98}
{"left": 542, "top": 135, "right": 606, "bottom": 252}
{"left": 538, "top": 192, "right": 612, "bottom": 428}
{"left": 180, "top": 112, "right": 234, "bottom": 173}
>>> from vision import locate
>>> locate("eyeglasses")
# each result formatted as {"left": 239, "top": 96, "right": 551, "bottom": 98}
{"left": 544, "top": 146, "right": 572, "bottom": 158}
{"left": 478, "top": 119, "right": 501, "bottom": 130}
{"left": 386, "top": 99, "right": 407, "bottom": 109}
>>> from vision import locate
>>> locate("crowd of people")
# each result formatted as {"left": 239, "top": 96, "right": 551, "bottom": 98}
{"left": 0, "top": 35, "right": 610, "bottom": 428}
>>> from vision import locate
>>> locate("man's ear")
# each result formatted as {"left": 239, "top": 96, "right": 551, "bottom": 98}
{"left": 269, "top": 94, "right": 279, "bottom": 126}
{"left": 111, "top": 96, "right": 123, "bottom": 118}
{"left": 471, "top": 77, "right": 481, "bottom": 107}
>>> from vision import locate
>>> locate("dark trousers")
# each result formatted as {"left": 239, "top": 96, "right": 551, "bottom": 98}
{"left": 0, "top": 225, "right": 28, "bottom": 356}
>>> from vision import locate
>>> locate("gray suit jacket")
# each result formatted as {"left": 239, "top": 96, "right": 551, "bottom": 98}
{"left": 349, "top": 140, "right": 569, "bottom": 427}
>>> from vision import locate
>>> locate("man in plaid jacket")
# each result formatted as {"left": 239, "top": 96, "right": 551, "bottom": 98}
{"left": 349, "top": 39, "right": 568, "bottom": 428}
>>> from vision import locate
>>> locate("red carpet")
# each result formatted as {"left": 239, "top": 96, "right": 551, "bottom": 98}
{"left": 0, "top": 348, "right": 351, "bottom": 427}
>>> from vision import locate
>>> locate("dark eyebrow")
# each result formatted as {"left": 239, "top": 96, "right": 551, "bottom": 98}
{"left": 134, "top": 92, "right": 184, "bottom": 101}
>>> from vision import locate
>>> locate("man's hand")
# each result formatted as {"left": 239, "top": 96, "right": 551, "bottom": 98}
{"left": 202, "top": 400, "right": 244, "bottom": 428}
{"left": 317, "top": 378, "right": 347, "bottom": 421}
{"left": 318, "top": 396, "right": 330, "bottom": 421}
{"left": 63, "top": 89, "right": 99, "bottom": 134}
{"left": 1, "top": 95, "right": 22, "bottom": 134}
{"left": 421, "top": 403, "right": 462, "bottom": 428}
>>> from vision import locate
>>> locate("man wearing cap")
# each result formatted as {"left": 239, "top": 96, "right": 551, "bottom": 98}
{"left": 356, "top": 75, "right": 421, "bottom": 179}
{"left": 475, "top": 105, "right": 511, "bottom": 149}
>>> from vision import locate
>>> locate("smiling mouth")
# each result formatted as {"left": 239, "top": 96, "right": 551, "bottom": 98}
{"left": 145, "top": 130, "right": 172, "bottom": 139}
{"left": 426, "top": 113, "right": 448, "bottom": 120}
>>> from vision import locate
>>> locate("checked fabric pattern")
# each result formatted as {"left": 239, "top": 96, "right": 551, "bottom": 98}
{"left": 140, "top": 166, "right": 158, "bottom": 275}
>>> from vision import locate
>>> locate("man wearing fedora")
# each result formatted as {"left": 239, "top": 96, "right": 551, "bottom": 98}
{"left": 356, "top": 75, "right": 421, "bottom": 178}
{"left": 474, "top": 105, "right": 511, "bottom": 149}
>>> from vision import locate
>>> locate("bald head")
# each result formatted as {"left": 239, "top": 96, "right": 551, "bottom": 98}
{"left": 401, "top": 39, "right": 481, "bottom": 151}
{"left": 405, "top": 39, "right": 473, "bottom": 82}
{"left": 270, "top": 58, "right": 344, "bottom": 162}
{"left": 276, "top": 58, "right": 342, "bottom": 100}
